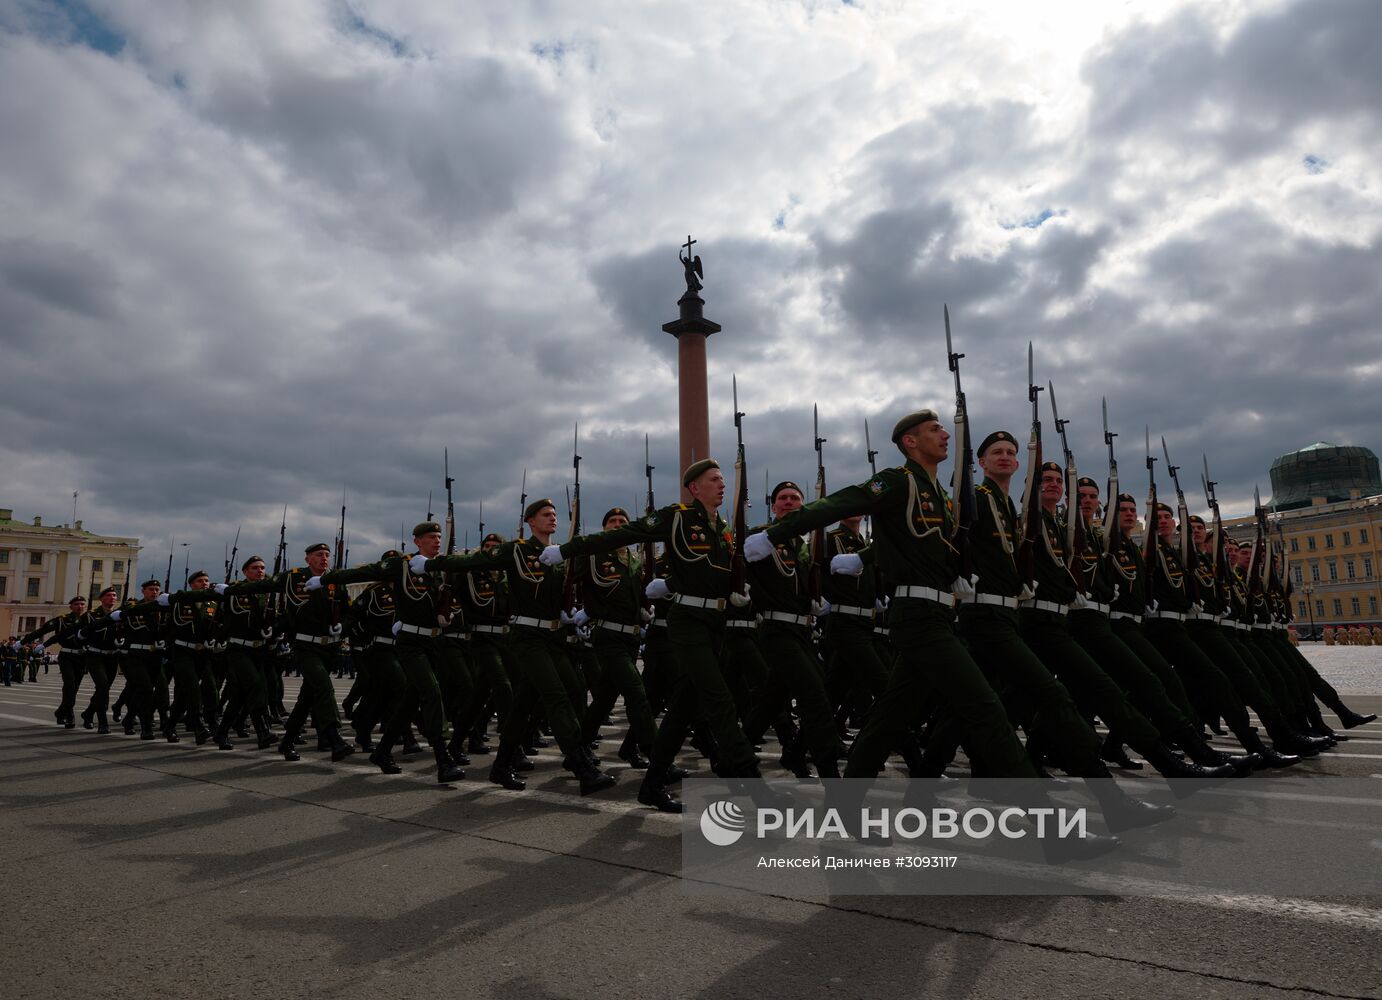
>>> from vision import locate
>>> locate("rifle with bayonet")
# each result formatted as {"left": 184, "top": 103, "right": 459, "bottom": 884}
{"left": 224, "top": 525, "right": 241, "bottom": 584}
{"left": 1048, "top": 380, "right": 1087, "bottom": 593}
{"left": 729, "top": 376, "right": 750, "bottom": 596}
{"left": 164, "top": 537, "right": 174, "bottom": 593}
{"left": 1161, "top": 437, "right": 1198, "bottom": 605}
{"left": 1201, "top": 455, "right": 1227, "bottom": 606}
{"left": 561, "top": 424, "right": 581, "bottom": 616}
{"left": 864, "top": 417, "right": 884, "bottom": 600}
{"left": 808, "top": 405, "right": 828, "bottom": 607}
{"left": 1143, "top": 428, "right": 1160, "bottom": 580}
{"left": 947, "top": 305, "right": 976, "bottom": 588}
{"left": 331, "top": 488, "right": 347, "bottom": 628}
{"left": 265, "top": 505, "right": 288, "bottom": 635}
{"left": 1016, "top": 343, "right": 1044, "bottom": 593}
{"left": 1101, "top": 398, "right": 1122, "bottom": 557}
{"left": 641, "top": 434, "right": 657, "bottom": 607}
{"left": 517, "top": 469, "right": 528, "bottom": 540}
{"left": 444, "top": 449, "right": 456, "bottom": 556}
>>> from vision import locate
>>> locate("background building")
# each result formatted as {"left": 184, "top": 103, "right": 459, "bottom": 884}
{"left": 0, "top": 507, "right": 140, "bottom": 642}
{"left": 1223, "top": 443, "right": 1382, "bottom": 635}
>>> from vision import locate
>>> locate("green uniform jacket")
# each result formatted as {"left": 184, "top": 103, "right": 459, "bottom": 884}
{"left": 560, "top": 501, "right": 734, "bottom": 601}
{"left": 1031, "top": 509, "right": 1076, "bottom": 605}
{"left": 454, "top": 563, "right": 507, "bottom": 629}
{"left": 747, "top": 530, "right": 810, "bottom": 616}
{"left": 970, "top": 478, "right": 1021, "bottom": 598}
{"left": 425, "top": 537, "right": 568, "bottom": 622}
{"left": 346, "top": 582, "right": 396, "bottom": 644}
{"left": 822, "top": 525, "right": 876, "bottom": 608}
{"left": 574, "top": 548, "right": 643, "bottom": 627}
{"left": 1148, "top": 538, "right": 1191, "bottom": 613}
{"left": 765, "top": 460, "right": 956, "bottom": 593}
{"left": 227, "top": 566, "right": 368, "bottom": 638}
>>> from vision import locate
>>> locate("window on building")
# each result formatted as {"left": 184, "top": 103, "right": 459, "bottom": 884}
{"left": 1328, "top": 562, "right": 1338, "bottom": 582}
{"left": 1311, "top": 563, "right": 1321, "bottom": 583}
{"left": 1366, "top": 557, "right": 1375, "bottom": 579}
{"left": 0, "top": 576, "right": 6, "bottom": 596}
{"left": 1342, "top": 531, "right": 1352, "bottom": 546}
{"left": 1297, "top": 600, "right": 1307, "bottom": 617}
{"left": 1292, "top": 566, "right": 1303, "bottom": 585}
{"left": 26, "top": 578, "right": 40, "bottom": 597}
{"left": 1346, "top": 560, "right": 1356, "bottom": 580}
{"left": 1332, "top": 598, "right": 1343, "bottom": 616}
{"left": 1325, "top": 534, "right": 1335, "bottom": 549}
{"left": 1351, "top": 597, "right": 1361, "bottom": 616}
{"left": 1361, "top": 528, "right": 1369, "bottom": 544}
{"left": 113, "top": 560, "right": 124, "bottom": 573}
{"left": 0, "top": 550, "right": 8, "bottom": 563}
{"left": 1371, "top": 596, "right": 1379, "bottom": 616}
{"left": 1315, "top": 599, "right": 1326, "bottom": 618}
{"left": 92, "top": 559, "right": 103, "bottom": 573}
{"left": 1307, "top": 536, "right": 1317, "bottom": 551}
{"left": 29, "top": 552, "right": 42, "bottom": 565}
{"left": 1289, "top": 537, "right": 1299, "bottom": 552}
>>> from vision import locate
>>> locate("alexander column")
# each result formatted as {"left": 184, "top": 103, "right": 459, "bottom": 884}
{"left": 662, "top": 236, "right": 721, "bottom": 500}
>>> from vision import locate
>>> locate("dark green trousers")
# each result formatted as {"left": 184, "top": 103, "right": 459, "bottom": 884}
{"left": 384, "top": 636, "right": 446, "bottom": 747}
{"left": 1109, "top": 619, "right": 1196, "bottom": 718}
{"left": 642, "top": 623, "right": 672, "bottom": 715}
{"left": 1186, "top": 620, "right": 1292, "bottom": 741}
{"left": 169, "top": 648, "right": 212, "bottom": 733}
{"left": 1275, "top": 633, "right": 1355, "bottom": 721}
{"left": 720, "top": 626, "right": 769, "bottom": 723}
{"left": 744, "top": 620, "right": 845, "bottom": 766}
{"left": 464, "top": 633, "right": 513, "bottom": 736}
{"left": 823, "top": 617, "right": 890, "bottom": 720}
{"left": 846, "top": 599, "right": 1037, "bottom": 779}
{"left": 581, "top": 628, "right": 657, "bottom": 753}
{"left": 1068, "top": 609, "right": 1197, "bottom": 743}
{"left": 83, "top": 652, "right": 116, "bottom": 716}
{"left": 120, "top": 653, "right": 155, "bottom": 730}
{"left": 57, "top": 652, "right": 86, "bottom": 721}
{"left": 284, "top": 644, "right": 341, "bottom": 736}
{"left": 653, "top": 605, "right": 756, "bottom": 775}
{"left": 499, "top": 626, "right": 585, "bottom": 759}
{"left": 1226, "top": 631, "right": 1298, "bottom": 716}
{"left": 1143, "top": 620, "right": 1257, "bottom": 746}
{"left": 435, "top": 637, "right": 476, "bottom": 746}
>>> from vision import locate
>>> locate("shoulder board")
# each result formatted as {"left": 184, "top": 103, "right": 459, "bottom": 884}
{"left": 674, "top": 503, "right": 692, "bottom": 511}
{"left": 976, "top": 483, "right": 992, "bottom": 495}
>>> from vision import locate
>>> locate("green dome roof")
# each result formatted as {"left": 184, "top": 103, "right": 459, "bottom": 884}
{"left": 1268, "top": 443, "right": 1382, "bottom": 511}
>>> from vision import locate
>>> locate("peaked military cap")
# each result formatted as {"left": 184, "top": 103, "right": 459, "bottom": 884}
{"left": 603, "top": 507, "right": 630, "bottom": 526}
{"left": 1040, "top": 461, "right": 1063, "bottom": 474}
{"left": 1187, "top": 514, "right": 1206, "bottom": 526}
{"left": 1076, "top": 476, "right": 1098, "bottom": 490}
{"left": 413, "top": 521, "right": 442, "bottom": 537}
{"left": 977, "top": 430, "right": 1018, "bottom": 456}
{"left": 380, "top": 549, "right": 401, "bottom": 561}
{"left": 482, "top": 532, "right": 505, "bottom": 546}
{"left": 682, "top": 458, "right": 720, "bottom": 486}
{"left": 304, "top": 542, "right": 330, "bottom": 556}
{"left": 890, "top": 409, "right": 940, "bottom": 443}
{"left": 68, "top": 596, "right": 87, "bottom": 606}
{"left": 1115, "top": 492, "right": 1137, "bottom": 506}
{"left": 1154, "top": 502, "right": 1174, "bottom": 515}
{"left": 241, "top": 555, "right": 265, "bottom": 571}
{"left": 524, "top": 498, "right": 556, "bottom": 520}
{"left": 139, "top": 578, "right": 161, "bottom": 589}
{"left": 98, "top": 585, "right": 118, "bottom": 597}
{"left": 186, "top": 571, "right": 209, "bottom": 584}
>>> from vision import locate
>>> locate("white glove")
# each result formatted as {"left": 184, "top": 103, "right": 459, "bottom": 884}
{"left": 639, "top": 607, "right": 654, "bottom": 623}
{"left": 76, "top": 630, "right": 86, "bottom": 642}
{"left": 1070, "top": 593, "right": 1090, "bottom": 610}
{"left": 408, "top": 554, "right": 429, "bottom": 575}
{"left": 1148, "top": 599, "right": 1159, "bottom": 613}
{"left": 1110, "top": 584, "right": 1120, "bottom": 605}
{"left": 1017, "top": 584, "right": 1036, "bottom": 602}
{"left": 261, "top": 627, "right": 274, "bottom": 639}
{"left": 874, "top": 598, "right": 887, "bottom": 612}
{"left": 154, "top": 640, "right": 165, "bottom": 650}
{"left": 305, "top": 576, "right": 323, "bottom": 591}
{"left": 744, "top": 532, "right": 774, "bottom": 563}
{"left": 539, "top": 544, "right": 563, "bottom": 566}
{"left": 574, "top": 609, "right": 590, "bottom": 627}
{"left": 812, "top": 598, "right": 831, "bottom": 617}
{"left": 115, "top": 638, "right": 126, "bottom": 648}
{"left": 951, "top": 575, "right": 977, "bottom": 600}
{"left": 328, "top": 623, "right": 343, "bottom": 637}
{"left": 728, "top": 586, "right": 751, "bottom": 608}
{"left": 830, "top": 553, "right": 864, "bottom": 576}
{"left": 213, "top": 583, "right": 227, "bottom": 595}
{"left": 560, "top": 610, "right": 576, "bottom": 626}
{"left": 645, "top": 578, "right": 671, "bottom": 600}
{"left": 109, "top": 610, "right": 122, "bottom": 622}
{"left": 1191, "top": 601, "right": 1204, "bottom": 614}
{"left": 156, "top": 593, "right": 170, "bottom": 606}
{"left": 391, "top": 621, "right": 403, "bottom": 635}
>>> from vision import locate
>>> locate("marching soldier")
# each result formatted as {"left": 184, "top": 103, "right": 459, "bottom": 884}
{"left": 453, "top": 532, "right": 514, "bottom": 755}
{"left": 24, "top": 596, "right": 88, "bottom": 727}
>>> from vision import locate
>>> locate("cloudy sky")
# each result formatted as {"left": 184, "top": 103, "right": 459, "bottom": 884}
{"left": 2, "top": 0, "right": 1379, "bottom": 577}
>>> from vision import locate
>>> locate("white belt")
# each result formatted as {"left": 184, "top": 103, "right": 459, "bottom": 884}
{"left": 830, "top": 604, "right": 876, "bottom": 618}
{"left": 673, "top": 594, "right": 726, "bottom": 611}
{"left": 227, "top": 637, "right": 264, "bottom": 648}
{"left": 725, "top": 619, "right": 758, "bottom": 630}
{"left": 1109, "top": 611, "right": 1142, "bottom": 624}
{"left": 596, "top": 621, "right": 640, "bottom": 635}
{"left": 511, "top": 616, "right": 561, "bottom": 631}
{"left": 1146, "top": 611, "right": 1184, "bottom": 622}
{"left": 873, "top": 626, "right": 890, "bottom": 636}
{"left": 471, "top": 624, "right": 509, "bottom": 635}
{"left": 893, "top": 585, "right": 951, "bottom": 605}
{"left": 294, "top": 633, "right": 340, "bottom": 645}
{"left": 1019, "top": 599, "right": 1068, "bottom": 616}
{"left": 173, "top": 640, "right": 207, "bottom": 650}
{"left": 125, "top": 642, "right": 157, "bottom": 651}
{"left": 371, "top": 636, "right": 396, "bottom": 646}
{"left": 1080, "top": 600, "right": 1110, "bottom": 614}
{"left": 963, "top": 593, "right": 1019, "bottom": 610}
{"left": 1185, "top": 612, "right": 1219, "bottom": 623}
{"left": 397, "top": 623, "right": 442, "bottom": 637}
{"left": 760, "top": 611, "right": 811, "bottom": 627}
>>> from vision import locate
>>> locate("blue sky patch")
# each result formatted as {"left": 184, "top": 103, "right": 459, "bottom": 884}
{"left": 50, "top": 0, "right": 125, "bottom": 56}
{"left": 1303, "top": 154, "right": 1328, "bottom": 175}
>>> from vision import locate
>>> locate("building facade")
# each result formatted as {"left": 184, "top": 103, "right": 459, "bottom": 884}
{"left": 0, "top": 507, "right": 140, "bottom": 642}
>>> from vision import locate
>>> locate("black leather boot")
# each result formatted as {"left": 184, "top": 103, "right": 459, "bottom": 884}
{"left": 1099, "top": 739, "right": 1143, "bottom": 770}
{"left": 573, "top": 754, "right": 616, "bottom": 796}
{"left": 435, "top": 747, "right": 465, "bottom": 784}
{"left": 326, "top": 727, "right": 355, "bottom": 762}
{"left": 278, "top": 731, "right": 302, "bottom": 761}
{"left": 1087, "top": 777, "right": 1176, "bottom": 833}
{"left": 488, "top": 745, "right": 526, "bottom": 791}
{"left": 637, "top": 766, "right": 684, "bottom": 813}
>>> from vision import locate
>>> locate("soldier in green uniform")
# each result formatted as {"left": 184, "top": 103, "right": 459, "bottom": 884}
{"left": 225, "top": 543, "right": 360, "bottom": 763}
{"left": 59, "top": 587, "right": 120, "bottom": 733}
{"left": 104, "top": 579, "right": 166, "bottom": 740}
{"left": 25, "top": 596, "right": 88, "bottom": 727}
{"left": 543, "top": 460, "right": 760, "bottom": 813}
{"left": 454, "top": 532, "right": 514, "bottom": 755}
{"left": 419, "top": 505, "right": 616, "bottom": 795}
{"left": 2, "top": 638, "right": 16, "bottom": 686}
{"left": 741, "top": 481, "right": 845, "bottom": 779}
{"left": 195, "top": 557, "right": 280, "bottom": 750}
{"left": 572, "top": 507, "right": 658, "bottom": 770}
{"left": 340, "top": 551, "right": 404, "bottom": 753}
{"left": 820, "top": 513, "right": 887, "bottom": 743}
